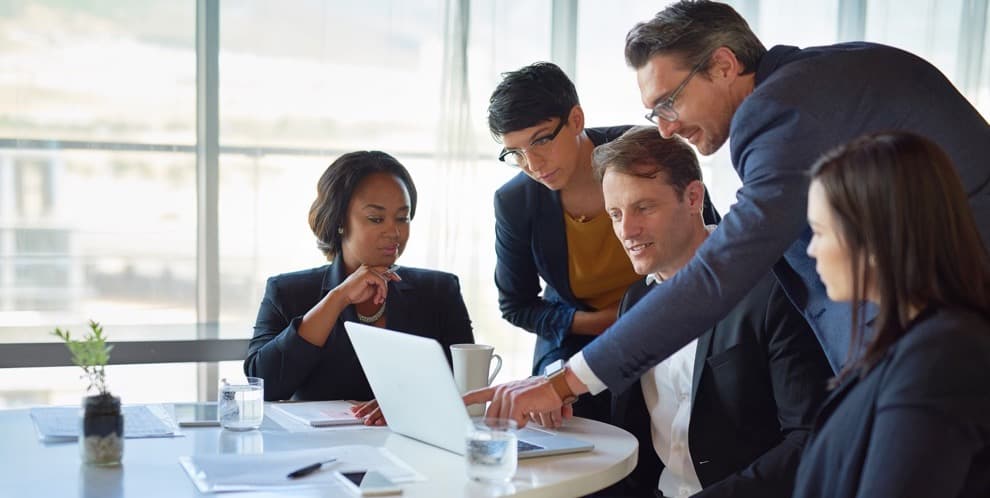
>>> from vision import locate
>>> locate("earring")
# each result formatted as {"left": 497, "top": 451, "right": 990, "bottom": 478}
{"left": 337, "top": 227, "right": 344, "bottom": 235}
{"left": 868, "top": 255, "right": 877, "bottom": 267}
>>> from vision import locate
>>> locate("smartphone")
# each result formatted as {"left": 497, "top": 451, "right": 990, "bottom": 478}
{"left": 334, "top": 470, "right": 402, "bottom": 496}
{"left": 174, "top": 403, "right": 220, "bottom": 427}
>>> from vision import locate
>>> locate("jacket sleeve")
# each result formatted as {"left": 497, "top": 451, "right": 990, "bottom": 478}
{"left": 695, "top": 281, "right": 832, "bottom": 498}
{"left": 852, "top": 323, "right": 989, "bottom": 497}
{"left": 493, "top": 189, "right": 575, "bottom": 346}
{"left": 243, "top": 277, "right": 326, "bottom": 401}
{"left": 437, "top": 273, "right": 475, "bottom": 366}
{"left": 582, "top": 95, "right": 827, "bottom": 394}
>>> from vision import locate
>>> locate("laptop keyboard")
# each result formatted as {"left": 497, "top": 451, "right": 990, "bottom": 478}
{"left": 518, "top": 440, "right": 544, "bottom": 452}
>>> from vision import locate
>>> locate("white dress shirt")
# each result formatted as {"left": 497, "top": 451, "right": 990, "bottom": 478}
{"left": 570, "top": 225, "right": 717, "bottom": 497}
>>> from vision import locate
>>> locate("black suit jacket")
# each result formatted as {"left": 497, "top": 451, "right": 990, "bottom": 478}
{"left": 244, "top": 256, "right": 474, "bottom": 401}
{"left": 611, "top": 274, "right": 832, "bottom": 498}
{"left": 793, "top": 305, "right": 990, "bottom": 498}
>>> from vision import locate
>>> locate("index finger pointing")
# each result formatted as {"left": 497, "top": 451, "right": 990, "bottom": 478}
{"left": 462, "top": 385, "right": 497, "bottom": 406}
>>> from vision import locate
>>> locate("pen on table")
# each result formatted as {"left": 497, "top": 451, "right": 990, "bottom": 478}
{"left": 286, "top": 458, "right": 338, "bottom": 479}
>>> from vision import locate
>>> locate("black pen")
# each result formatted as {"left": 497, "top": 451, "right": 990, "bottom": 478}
{"left": 286, "top": 458, "right": 337, "bottom": 479}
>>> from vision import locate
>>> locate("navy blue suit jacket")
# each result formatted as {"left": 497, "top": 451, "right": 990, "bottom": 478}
{"left": 611, "top": 274, "right": 831, "bottom": 498}
{"left": 494, "top": 126, "right": 721, "bottom": 376}
{"left": 582, "top": 43, "right": 990, "bottom": 392}
{"left": 793, "top": 305, "right": 990, "bottom": 498}
{"left": 244, "top": 256, "right": 474, "bottom": 401}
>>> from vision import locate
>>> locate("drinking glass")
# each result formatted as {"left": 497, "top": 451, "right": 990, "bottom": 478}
{"left": 218, "top": 377, "right": 264, "bottom": 431}
{"left": 465, "top": 418, "right": 518, "bottom": 483}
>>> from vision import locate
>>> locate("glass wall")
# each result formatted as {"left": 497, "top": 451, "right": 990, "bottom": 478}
{"left": 2, "top": 0, "right": 987, "bottom": 406}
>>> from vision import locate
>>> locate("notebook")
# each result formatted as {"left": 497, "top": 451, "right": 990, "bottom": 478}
{"left": 344, "top": 321, "right": 594, "bottom": 458}
{"left": 269, "top": 401, "right": 364, "bottom": 427}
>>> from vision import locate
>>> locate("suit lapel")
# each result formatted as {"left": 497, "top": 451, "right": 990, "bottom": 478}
{"left": 533, "top": 188, "right": 577, "bottom": 306}
{"left": 323, "top": 256, "right": 358, "bottom": 324}
{"left": 383, "top": 270, "right": 414, "bottom": 331}
{"left": 811, "top": 370, "right": 863, "bottom": 431}
{"left": 691, "top": 328, "right": 715, "bottom": 405}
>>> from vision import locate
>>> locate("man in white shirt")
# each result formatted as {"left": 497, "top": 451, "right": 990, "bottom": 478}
{"left": 592, "top": 127, "right": 832, "bottom": 498}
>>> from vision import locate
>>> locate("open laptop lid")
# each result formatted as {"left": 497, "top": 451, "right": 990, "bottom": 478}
{"left": 345, "top": 321, "right": 473, "bottom": 454}
{"left": 346, "top": 321, "right": 594, "bottom": 458}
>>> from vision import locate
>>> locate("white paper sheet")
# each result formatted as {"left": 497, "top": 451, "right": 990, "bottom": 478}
{"left": 178, "top": 445, "right": 423, "bottom": 493}
{"left": 30, "top": 404, "right": 177, "bottom": 442}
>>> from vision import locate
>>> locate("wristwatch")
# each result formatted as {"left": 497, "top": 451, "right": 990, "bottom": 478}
{"left": 543, "top": 359, "right": 578, "bottom": 405}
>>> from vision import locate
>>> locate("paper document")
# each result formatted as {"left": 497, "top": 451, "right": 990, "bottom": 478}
{"left": 269, "top": 401, "right": 364, "bottom": 427}
{"left": 178, "top": 445, "right": 423, "bottom": 493}
{"left": 30, "top": 404, "right": 177, "bottom": 442}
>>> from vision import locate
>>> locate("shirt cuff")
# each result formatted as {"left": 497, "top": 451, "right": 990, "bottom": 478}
{"left": 567, "top": 351, "right": 608, "bottom": 395}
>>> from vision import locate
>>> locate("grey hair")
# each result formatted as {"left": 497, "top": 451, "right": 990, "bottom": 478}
{"left": 625, "top": 0, "right": 766, "bottom": 74}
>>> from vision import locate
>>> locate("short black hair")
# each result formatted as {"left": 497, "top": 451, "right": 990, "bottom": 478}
{"left": 308, "top": 151, "right": 418, "bottom": 260}
{"left": 487, "top": 62, "right": 579, "bottom": 139}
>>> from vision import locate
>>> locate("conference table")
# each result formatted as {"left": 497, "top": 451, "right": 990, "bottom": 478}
{"left": 0, "top": 403, "right": 638, "bottom": 498}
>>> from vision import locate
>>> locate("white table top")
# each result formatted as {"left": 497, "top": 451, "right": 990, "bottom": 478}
{"left": 0, "top": 404, "right": 638, "bottom": 498}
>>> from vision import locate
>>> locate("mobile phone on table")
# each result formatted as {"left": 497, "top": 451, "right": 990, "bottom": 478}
{"left": 334, "top": 470, "right": 402, "bottom": 496}
{"left": 174, "top": 402, "right": 220, "bottom": 427}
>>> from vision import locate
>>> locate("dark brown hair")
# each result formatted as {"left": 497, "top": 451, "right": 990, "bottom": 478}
{"left": 308, "top": 151, "right": 418, "bottom": 261}
{"left": 810, "top": 132, "right": 990, "bottom": 382}
{"left": 625, "top": 0, "right": 765, "bottom": 74}
{"left": 592, "top": 126, "right": 701, "bottom": 199}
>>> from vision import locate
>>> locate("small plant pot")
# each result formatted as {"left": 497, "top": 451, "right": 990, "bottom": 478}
{"left": 80, "top": 394, "right": 123, "bottom": 466}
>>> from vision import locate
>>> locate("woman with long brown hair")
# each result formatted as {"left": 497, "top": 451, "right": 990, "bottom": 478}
{"left": 794, "top": 131, "right": 990, "bottom": 498}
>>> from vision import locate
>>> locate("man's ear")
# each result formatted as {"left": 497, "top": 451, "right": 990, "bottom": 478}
{"left": 685, "top": 180, "right": 705, "bottom": 212}
{"left": 709, "top": 46, "right": 743, "bottom": 80}
{"left": 568, "top": 105, "right": 585, "bottom": 131}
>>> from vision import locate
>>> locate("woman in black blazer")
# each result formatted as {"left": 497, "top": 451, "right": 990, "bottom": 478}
{"left": 244, "top": 151, "right": 474, "bottom": 423}
{"left": 796, "top": 132, "right": 990, "bottom": 497}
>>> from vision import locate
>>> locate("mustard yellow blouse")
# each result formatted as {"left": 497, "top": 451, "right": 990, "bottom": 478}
{"left": 564, "top": 213, "right": 640, "bottom": 310}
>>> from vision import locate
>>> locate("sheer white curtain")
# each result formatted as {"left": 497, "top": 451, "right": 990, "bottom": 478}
{"left": 423, "top": 0, "right": 552, "bottom": 382}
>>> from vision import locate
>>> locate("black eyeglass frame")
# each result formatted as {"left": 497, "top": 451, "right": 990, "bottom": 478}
{"left": 497, "top": 118, "right": 568, "bottom": 167}
{"left": 644, "top": 52, "right": 713, "bottom": 124}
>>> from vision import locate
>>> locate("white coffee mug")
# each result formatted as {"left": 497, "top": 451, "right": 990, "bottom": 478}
{"left": 450, "top": 344, "right": 503, "bottom": 417}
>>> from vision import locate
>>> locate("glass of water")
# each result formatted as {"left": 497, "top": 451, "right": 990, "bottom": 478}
{"left": 218, "top": 377, "right": 264, "bottom": 431}
{"left": 466, "top": 418, "right": 518, "bottom": 483}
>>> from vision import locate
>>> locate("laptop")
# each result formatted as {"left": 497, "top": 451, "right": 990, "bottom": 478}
{"left": 344, "top": 321, "right": 594, "bottom": 458}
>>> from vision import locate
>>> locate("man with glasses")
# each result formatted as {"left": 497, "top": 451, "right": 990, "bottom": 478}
{"left": 486, "top": 62, "right": 720, "bottom": 424}
{"left": 466, "top": 0, "right": 989, "bottom": 446}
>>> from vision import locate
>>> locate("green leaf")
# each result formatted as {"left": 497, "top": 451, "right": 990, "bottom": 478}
{"left": 51, "top": 320, "right": 112, "bottom": 395}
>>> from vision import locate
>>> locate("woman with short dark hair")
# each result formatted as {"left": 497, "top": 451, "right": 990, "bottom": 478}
{"left": 245, "top": 151, "right": 474, "bottom": 424}
{"left": 795, "top": 132, "right": 990, "bottom": 498}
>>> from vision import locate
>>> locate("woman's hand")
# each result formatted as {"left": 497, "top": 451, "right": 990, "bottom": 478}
{"left": 351, "top": 399, "right": 387, "bottom": 426}
{"left": 334, "top": 264, "right": 402, "bottom": 306}
{"left": 297, "top": 264, "right": 401, "bottom": 348}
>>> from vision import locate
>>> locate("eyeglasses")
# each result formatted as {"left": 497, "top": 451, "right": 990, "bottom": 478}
{"left": 498, "top": 118, "right": 568, "bottom": 168}
{"left": 644, "top": 54, "right": 710, "bottom": 124}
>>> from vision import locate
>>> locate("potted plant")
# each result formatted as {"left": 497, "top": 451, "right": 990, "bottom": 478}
{"left": 53, "top": 320, "right": 122, "bottom": 466}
